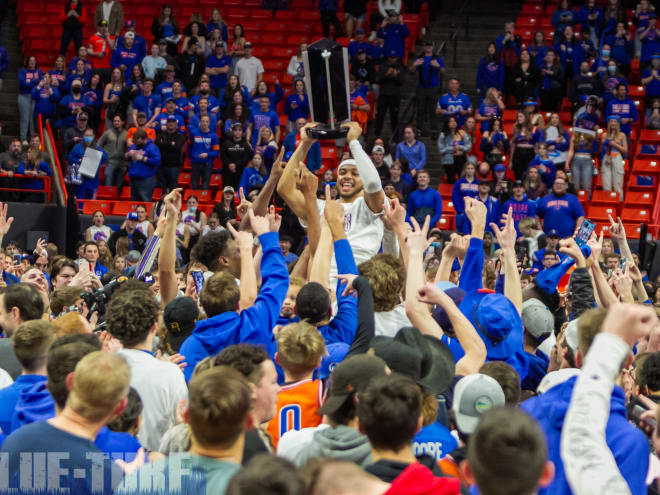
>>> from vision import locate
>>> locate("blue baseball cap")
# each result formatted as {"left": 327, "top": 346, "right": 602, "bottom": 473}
{"left": 523, "top": 99, "right": 537, "bottom": 106}
{"left": 458, "top": 289, "right": 523, "bottom": 360}
{"left": 546, "top": 229, "right": 561, "bottom": 237}
{"left": 432, "top": 285, "right": 466, "bottom": 337}
{"left": 126, "top": 212, "right": 139, "bottom": 221}
{"left": 166, "top": 115, "right": 178, "bottom": 122}
{"left": 607, "top": 114, "right": 621, "bottom": 123}
{"left": 319, "top": 342, "right": 350, "bottom": 379}
{"left": 494, "top": 163, "right": 506, "bottom": 172}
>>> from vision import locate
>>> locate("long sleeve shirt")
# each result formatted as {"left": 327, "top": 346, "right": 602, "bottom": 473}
{"left": 395, "top": 140, "right": 427, "bottom": 171}
{"left": 406, "top": 187, "right": 443, "bottom": 226}
{"left": 127, "top": 139, "right": 161, "bottom": 178}
{"left": 190, "top": 129, "right": 220, "bottom": 164}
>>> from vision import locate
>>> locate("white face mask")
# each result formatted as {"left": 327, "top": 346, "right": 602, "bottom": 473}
{"left": 188, "top": 205, "right": 197, "bottom": 212}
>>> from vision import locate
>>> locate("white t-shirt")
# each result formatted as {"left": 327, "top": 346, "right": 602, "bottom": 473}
{"left": 88, "top": 225, "right": 112, "bottom": 242}
{"left": 102, "top": 1, "right": 114, "bottom": 21}
{"left": 136, "top": 220, "right": 151, "bottom": 237}
{"left": 234, "top": 56, "right": 264, "bottom": 92}
{"left": 202, "top": 225, "right": 225, "bottom": 237}
{"left": 309, "top": 196, "right": 384, "bottom": 281}
{"left": 117, "top": 349, "right": 188, "bottom": 452}
{"left": 0, "top": 368, "right": 13, "bottom": 389}
{"left": 374, "top": 303, "right": 411, "bottom": 337}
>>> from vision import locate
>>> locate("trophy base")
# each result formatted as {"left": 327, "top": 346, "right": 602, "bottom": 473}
{"left": 307, "top": 125, "right": 349, "bottom": 140}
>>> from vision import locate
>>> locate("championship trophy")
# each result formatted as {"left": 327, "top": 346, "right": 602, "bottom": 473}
{"left": 303, "top": 38, "right": 351, "bottom": 139}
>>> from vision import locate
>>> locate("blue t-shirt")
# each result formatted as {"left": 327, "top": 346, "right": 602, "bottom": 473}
{"left": 477, "top": 102, "right": 500, "bottom": 131}
{"left": 206, "top": 54, "right": 232, "bottom": 89}
{"left": 642, "top": 69, "right": 660, "bottom": 97}
{"left": 133, "top": 92, "right": 162, "bottom": 120}
{"left": 438, "top": 92, "right": 472, "bottom": 126}
{"left": 503, "top": 197, "right": 537, "bottom": 235}
{"left": 413, "top": 422, "right": 458, "bottom": 461}
{"left": 537, "top": 192, "right": 585, "bottom": 238}
{"left": 641, "top": 27, "right": 660, "bottom": 63}
{"left": 0, "top": 421, "right": 122, "bottom": 494}
{"left": 605, "top": 97, "right": 638, "bottom": 135}
{"left": 248, "top": 110, "right": 280, "bottom": 146}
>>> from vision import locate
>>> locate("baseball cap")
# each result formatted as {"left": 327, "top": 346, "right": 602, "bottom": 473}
{"left": 71, "top": 79, "right": 83, "bottom": 87}
{"left": 523, "top": 99, "right": 537, "bottom": 107}
{"left": 478, "top": 179, "right": 490, "bottom": 186}
{"left": 466, "top": 155, "right": 478, "bottom": 165}
{"left": 513, "top": 179, "right": 524, "bottom": 188}
{"left": 231, "top": 121, "right": 243, "bottom": 129}
{"left": 163, "top": 297, "right": 199, "bottom": 352}
{"left": 158, "top": 39, "right": 168, "bottom": 45}
{"left": 165, "top": 64, "right": 175, "bottom": 72}
{"left": 216, "top": 41, "right": 225, "bottom": 48}
{"left": 125, "top": 250, "right": 141, "bottom": 263}
{"left": 607, "top": 114, "right": 621, "bottom": 123}
{"left": 319, "top": 342, "right": 350, "bottom": 380}
{"left": 98, "top": 19, "right": 108, "bottom": 27}
{"left": 165, "top": 97, "right": 176, "bottom": 104}
{"left": 166, "top": 115, "right": 178, "bottom": 122}
{"left": 546, "top": 229, "right": 561, "bottom": 237}
{"left": 77, "top": 112, "right": 88, "bottom": 121}
{"left": 564, "top": 318, "right": 579, "bottom": 352}
{"left": 424, "top": 40, "right": 434, "bottom": 46}
{"left": 317, "top": 354, "right": 388, "bottom": 416}
{"left": 458, "top": 289, "right": 524, "bottom": 361}
{"left": 372, "top": 145, "right": 385, "bottom": 154}
{"left": 357, "top": 48, "right": 366, "bottom": 54}
{"left": 452, "top": 374, "right": 505, "bottom": 434}
{"left": 432, "top": 285, "right": 466, "bottom": 338}
{"left": 125, "top": 20, "right": 136, "bottom": 27}
{"left": 245, "top": 41, "right": 253, "bottom": 48}
{"left": 370, "top": 327, "right": 455, "bottom": 396}
{"left": 126, "top": 212, "right": 139, "bottom": 221}
{"left": 137, "top": 111, "right": 147, "bottom": 119}
{"left": 223, "top": 186, "right": 235, "bottom": 194}
{"left": 124, "top": 31, "right": 135, "bottom": 40}
{"left": 522, "top": 299, "right": 553, "bottom": 340}
{"left": 653, "top": 53, "right": 660, "bottom": 59}
{"left": 494, "top": 163, "right": 506, "bottom": 172}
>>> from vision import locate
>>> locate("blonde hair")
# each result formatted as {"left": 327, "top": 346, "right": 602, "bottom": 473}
{"left": 67, "top": 352, "right": 130, "bottom": 422}
{"left": 115, "top": 237, "right": 130, "bottom": 257}
{"left": 276, "top": 321, "right": 326, "bottom": 377}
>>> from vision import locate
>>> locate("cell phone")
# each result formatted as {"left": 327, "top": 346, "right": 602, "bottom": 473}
{"left": 191, "top": 271, "right": 204, "bottom": 295}
{"left": 619, "top": 257, "right": 627, "bottom": 271}
{"left": 12, "top": 254, "right": 21, "bottom": 265}
{"left": 631, "top": 405, "right": 656, "bottom": 436}
{"left": 574, "top": 219, "right": 596, "bottom": 246}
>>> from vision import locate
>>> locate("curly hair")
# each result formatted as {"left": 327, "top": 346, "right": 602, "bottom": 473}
{"left": 358, "top": 254, "right": 405, "bottom": 312}
{"left": 190, "top": 230, "right": 232, "bottom": 272}
{"left": 213, "top": 343, "right": 269, "bottom": 386}
{"left": 105, "top": 288, "right": 160, "bottom": 347}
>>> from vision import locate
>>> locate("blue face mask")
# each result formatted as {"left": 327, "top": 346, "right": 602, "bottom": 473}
{"left": 608, "top": 65, "right": 616, "bottom": 73}
{"left": 602, "top": 50, "right": 610, "bottom": 57}
{"left": 188, "top": 205, "right": 197, "bottom": 212}
{"left": 83, "top": 136, "right": 94, "bottom": 145}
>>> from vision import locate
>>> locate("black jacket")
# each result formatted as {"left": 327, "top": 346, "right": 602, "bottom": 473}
{"left": 378, "top": 61, "right": 405, "bottom": 96}
{"left": 176, "top": 52, "right": 205, "bottom": 95}
{"left": 351, "top": 58, "right": 376, "bottom": 84}
{"left": 220, "top": 136, "right": 254, "bottom": 171}
{"left": 155, "top": 130, "right": 186, "bottom": 169}
{"left": 108, "top": 228, "right": 147, "bottom": 255}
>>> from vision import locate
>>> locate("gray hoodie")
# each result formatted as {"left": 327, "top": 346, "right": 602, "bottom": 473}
{"left": 295, "top": 425, "right": 373, "bottom": 467}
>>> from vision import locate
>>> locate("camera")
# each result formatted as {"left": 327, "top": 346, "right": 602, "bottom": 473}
{"left": 80, "top": 275, "right": 128, "bottom": 315}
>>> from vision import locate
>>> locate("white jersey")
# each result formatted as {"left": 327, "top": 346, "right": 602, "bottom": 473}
{"left": 311, "top": 196, "right": 384, "bottom": 280}
{"left": 88, "top": 225, "right": 112, "bottom": 242}
{"left": 374, "top": 303, "right": 411, "bottom": 337}
{"left": 136, "top": 220, "right": 152, "bottom": 237}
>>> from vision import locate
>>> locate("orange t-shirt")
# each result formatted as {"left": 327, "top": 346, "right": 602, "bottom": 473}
{"left": 127, "top": 127, "right": 156, "bottom": 142}
{"left": 88, "top": 33, "right": 115, "bottom": 69}
{"left": 266, "top": 378, "right": 323, "bottom": 449}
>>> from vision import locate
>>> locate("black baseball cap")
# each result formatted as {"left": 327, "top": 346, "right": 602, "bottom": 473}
{"left": 513, "top": 179, "right": 524, "bottom": 188}
{"left": 163, "top": 297, "right": 199, "bottom": 352}
{"left": 317, "top": 355, "right": 388, "bottom": 416}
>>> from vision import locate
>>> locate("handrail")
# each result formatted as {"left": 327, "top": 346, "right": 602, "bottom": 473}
{"left": 435, "top": 0, "right": 474, "bottom": 67}
{"left": 37, "top": 114, "right": 44, "bottom": 152}
{"left": 44, "top": 119, "right": 68, "bottom": 206}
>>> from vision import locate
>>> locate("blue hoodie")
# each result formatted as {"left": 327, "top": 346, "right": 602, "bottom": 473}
{"left": 190, "top": 128, "right": 220, "bottom": 165}
{"left": 127, "top": 139, "right": 161, "bottom": 179}
{"left": 0, "top": 375, "right": 46, "bottom": 434}
{"left": 10, "top": 379, "right": 55, "bottom": 433}
{"left": 521, "top": 376, "right": 649, "bottom": 495}
{"left": 179, "top": 232, "right": 289, "bottom": 382}
{"left": 95, "top": 427, "right": 142, "bottom": 458}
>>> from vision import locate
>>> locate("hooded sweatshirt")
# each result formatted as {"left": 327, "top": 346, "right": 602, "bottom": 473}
{"left": 10, "top": 379, "right": 55, "bottom": 433}
{"left": 0, "top": 375, "right": 46, "bottom": 434}
{"left": 384, "top": 462, "right": 461, "bottom": 495}
{"left": 295, "top": 425, "right": 373, "bottom": 467}
{"left": 366, "top": 455, "right": 449, "bottom": 483}
{"left": 127, "top": 138, "right": 161, "bottom": 179}
{"left": 521, "top": 375, "right": 649, "bottom": 495}
{"left": 179, "top": 232, "right": 289, "bottom": 382}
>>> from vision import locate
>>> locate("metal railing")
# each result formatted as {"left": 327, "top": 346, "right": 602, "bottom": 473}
{"left": 437, "top": 0, "right": 476, "bottom": 67}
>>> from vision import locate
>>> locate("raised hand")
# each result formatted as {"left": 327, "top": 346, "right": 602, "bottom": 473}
{"left": 558, "top": 237, "right": 586, "bottom": 266}
{"left": 341, "top": 121, "right": 362, "bottom": 142}
{"left": 296, "top": 162, "right": 319, "bottom": 199}
{"left": 490, "top": 206, "right": 516, "bottom": 251}
{"left": 270, "top": 147, "right": 285, "bottom": 181}
{"left": 587, "top": 230, "right": 603, "bottom": 264}
{"left": 417, "top": 282, "right": 446, "bottom": 306}
{"left": 464, "top": 197, "right": 487, "bottom": 230}
{"left": 248, "top": 208, "right": 270, "bottom": 237}
{"left": 381, "top": 198, "right": 406, "bottom": 230}
{"left": 406, "top": 216, "right": 430, "bottom": 253}
{"left": 323, "top": 184, "right": 345, "bottom": 227}
{"left": 227, "top": 221, "right": 254, "bottom": 250}
{"left": 300, "top": 122, "right": 318, "bottom": 143}
{"left": 0, "top": 203, "right": 15, "bottom": 236}
{"left": 608, "top": 214, "right": 626, "bottom": 242}
{"left": 266, "top": 204, "right": 281, "bottom": 232}
{"left": 442, "top": 233, "right": 469, "bottom": 260}
{"left": 237, "top": 187, "right": 252, "bottom": 218}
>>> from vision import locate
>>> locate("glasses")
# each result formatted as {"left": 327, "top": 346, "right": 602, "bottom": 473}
{"left": 554, "top": 182, "right": 567, "bottom": 186}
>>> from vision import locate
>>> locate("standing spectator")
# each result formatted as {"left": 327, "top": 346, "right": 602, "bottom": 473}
{"left": 18, "top": 56, "right": 42, "bottom": 145}
{"left": 605, "top": 21, "right": 633, "bottom": 77}
{"left": 223, "top": 102, "right": 248, "bottom": 133}
{"left": 102, "top": 68, "right": 127, "bottom": 130}
{"left": 510, "top": 112, "right": 536, "bottom": 180}
{"left": 574, "top": 94, "right": 601, "bottom": 131}
{"left": 475, "top": 88, "right": 505, "bottom": 132}
{"left": 544, "top": 113, "right": 570, "bottom": 170}
{"left": 284, "top": 79, "right": 310, "bottom": 134}
{"left": 536, "top": 177, "right": 584, "bottom": 238}
{"left": 206, "top": 42, "right": 232, "bottom": 93}
{"left": 319, "top": 0, "right": 342, "bottom": 39}
{"left": 539, "top": 50, "right": 564, "bottom": 111}
{"left": 213, "top": 186, "right": 237, "bottom": 227}
{"left": 98, "top": 115, "right": 128, "bottom": 188}
{"left": 503, "top": 180, "right": 537, "bottom": 235}
{"left": 67, "top": 127, "right": 108, "bottom": 199}
{"left": 155, "top": 64, "right": 180, "bottom": 100}
{"left": 49, "top": 56, "right": 67, "bottom": 92}
{"left": 436, "top": 78, "right": 472, "bottom": 127}
{"left": 111, "top": 32, "right": 142, "bottom": 80}
{"left": 349, "top": 75, "right": 370, "bottom": 133}
{"left": 94, "top": 0, "right": 123, "bottom": 37}
{"left": 68, "top": 45, "right": 93, "bottom": 73}
{"left": 348, "top": 29, "right": 371, "bottom": 59}
{"left": 476, "top": 43, "right": 504, "bottom": 97}
{"left": 452, "top": 160, "right": 479, "bottom": 234}
{"left": 0, "top": 43, "right": 7, "bottom": 92}
{"left": 247, "top": 95, "right": 280, "bottom": 148}
{"left": 155, "top": 98, "right": 185, "bottom": 133}
{"left": 155, "top": 116, "right": 186, "bottom": 193}
{"left": 283, "top": 118, "right": 321, "bottom": 172}
{"left": 529, "top": 30, "right": 551, "bottom": 67}
{"left": 566, "top": 128, "right": 596, "bottom": 196}
{"left": 576, "top": 0, "right": 602, "bottom": 47}
{"left": 221, "top": 123, "right": 253, "bottom": 190}
{"left": 551, "top": 0, "right": 576, "bottom": 35}
{"left": 62, "top": 112, "right": 89, "bottom": 157}
{"left": 190, "top": 115, "right": 219, "bottom": 190}
{"left": 480, "top": 117, "right": 509, "bottom": 167}
{"left": 31, "top": 74, "right": 59, "bottom": 128}
{"left": 287, "top": 43, "right": 307, "bottom": 78}
{"left": 207, "top": 9, "right": 228, "bottom": 43}
{"left": 605, "top": 83, "right": 638, "bottom": 136}
{"left": 87, "top": 20, "right": 116, "bottom": 75}
{"left": 132, "top": 78, "right": 161, "bottom": 129}
{"left": 141, "top": 43, "right": 166, "bottom": 79}
{"left": 60, "top": 0, "right": 85, "bottom": 56}
{"left": 511, "top": 49, "right": 540, "bottom": 105}
{"left": 371, "top": 145, "right": 390, "bottom": 181}
{"left": 476, "top": 179, "right": 500, "bottom": 233}
{"left": 406, "top": 169, "right": 442, "bottom": 226}
{"left": 375, "top": 51, "right": 404, "bottom": 137}
{"left": 126, "top": 128, "right": 161, "bottom": 201}
{"left": 554, "top": 25, "right": 583, "bottom": 81}
{"left": 151, "top": 5, "right": 180, "bottom": 58}
{"left": 642, "top": 55, "right": 660, "bottom": 107}
{"left": 600, "top": 115, "right": 627, "bottom": 198}
{"left": 17, "top": 148, "right": 51, "bottom": 202}
{"left": 108, "top": 212, "right": 147, "bottom": 253}
{"left": 522, "top": 167, "right": 547, "bottom": 200}
{"left": 344, "top": 0, "right": 367, "bottom": 38}
{"left": 639, "top": 13, "right": 660, "bottom": 69}
{"left": 234, "top": 42, "right": 264, "bottom": 95}
{"left": 437, "top": 116, "right": 471, "bottom": 184}
{"left": 527, "top": 142, "right": 556, "bottom": 189}
{"left": 229, "top": 25, "right": 246, "bottom": 70}
{"left": 388, "top": 159, "right": 411, "bottom": 202}
{"left": 182, "top": 20, "right": 207, "bottom": 55}
{"left": 395, "top": 125, "right": 426, "bottom": 174}
{"left": 118, "top": 20, "right": 147, "bottom": 61}
{"left": 568, "top": 61, "right": 603, "bottom": 107}
{"left": 412, "top": 40, "right": 444, "bottom": 138}
{"left": 176, "top": 41, "right": 205, "bottom": 98}
{"left": 377, "top": 11, "right": 408, "bottom": 59}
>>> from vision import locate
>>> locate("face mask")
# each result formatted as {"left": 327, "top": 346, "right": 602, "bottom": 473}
{"left": 188, "top": 205, "right": 197, "bottom": 212}
{"left": 83, "top": 136, "right": 93, "bottom": 145}
{"left": 602, "top": 50, "right": 610, "bottom": 57}
{"left": 72, "top": 87, "right": 81, "bottom": 94}
{"left": 608, "top": 65, "right": 616, "bottom": 73}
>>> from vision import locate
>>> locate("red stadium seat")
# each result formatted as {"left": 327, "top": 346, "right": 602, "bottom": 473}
{"left": 587, "top": 205, "right": 617, "bottom": 222}
{"left": 96, "top": 186, "right": 117, "bottom": 200}
{"left": 624, "top": 190, "right": 654, "bottom": 207}
{"left": 620, "top": 207, "right": 651, "bottom": 224}
{"left": 590, "top": 190, "right": 620, "bottom": 207}
{"left": 437, "top": 215, "right": 455, "bottom": 231}
{"left": 438, "top": 183, "right": 453, "bottom": 198}
{"left": 81, "top": 200, "right": 111, "bottom": 215}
